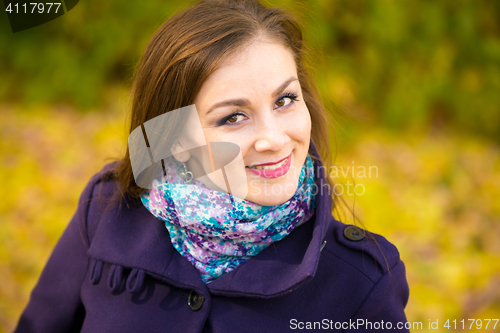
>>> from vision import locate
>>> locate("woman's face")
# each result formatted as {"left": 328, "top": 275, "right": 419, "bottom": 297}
{"left": 189, "top": 37, "right": 312, "bottom": 206}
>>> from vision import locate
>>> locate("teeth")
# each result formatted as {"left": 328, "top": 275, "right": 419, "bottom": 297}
{"left": 252, "top": 158, "right": 287, "bottom": 170}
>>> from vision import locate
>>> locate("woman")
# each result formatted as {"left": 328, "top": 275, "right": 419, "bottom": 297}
{"left": 16, "top": 0, "right": 410, "bottom": 331}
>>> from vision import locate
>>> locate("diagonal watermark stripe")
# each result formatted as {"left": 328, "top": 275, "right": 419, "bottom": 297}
{"left": 128, "top": 104, "right": 248, "bottom": 199}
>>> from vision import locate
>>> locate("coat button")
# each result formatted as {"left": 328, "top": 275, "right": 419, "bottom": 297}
{"left": 188, "top": 290, "right": 204, "bottom": 311}
{"left": 343, "top": 225, "right": 365, "bottom": 241}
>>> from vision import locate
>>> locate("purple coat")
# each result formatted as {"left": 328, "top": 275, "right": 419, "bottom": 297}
{"left": 15, "top": 161, "right": 410, "bottom": 332}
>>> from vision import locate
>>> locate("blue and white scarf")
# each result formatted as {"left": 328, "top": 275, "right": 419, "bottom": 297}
{"left": 141, "top": 155, "right": 316, "bottom": 283}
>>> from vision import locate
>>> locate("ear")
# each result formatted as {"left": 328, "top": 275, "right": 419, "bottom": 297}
{"left": 170, "top": 140, "right": 191, "bottom": 162}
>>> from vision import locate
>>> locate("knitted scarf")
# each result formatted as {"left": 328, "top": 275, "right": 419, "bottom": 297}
{"left": 141, "top": 155, "right": 316, "bottom": 283}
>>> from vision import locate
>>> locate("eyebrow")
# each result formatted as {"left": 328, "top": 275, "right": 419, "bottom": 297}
{"left": 205, "top": 76, "right": 298, "bottom": 115}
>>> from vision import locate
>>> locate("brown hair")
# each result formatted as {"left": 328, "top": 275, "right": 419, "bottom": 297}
{"left": 104, "top": 0, "right": 344, "bottom": 218}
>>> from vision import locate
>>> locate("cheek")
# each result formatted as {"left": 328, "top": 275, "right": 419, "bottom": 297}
{"left": 202, "top": 128, "right": 253, "bottom": 160}
{"left": 286, "top": 107, "right": 312, "bottom": 143}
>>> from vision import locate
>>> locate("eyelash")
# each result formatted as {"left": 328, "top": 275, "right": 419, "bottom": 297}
{"left": 217, "top": 92, "right": 299, "bottom": 127}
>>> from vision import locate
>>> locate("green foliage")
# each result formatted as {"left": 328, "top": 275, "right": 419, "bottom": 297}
{"left": 1, "top": 1, "right": 500, "bottom": 332}
{"left": 2, "top": 1, "right": 499, "bottom": 139}
{"left": 303, "top": 0, "right": 500, "bottom": 141}
{"left": 0, "top": 0, "right": 188, "bottom": 109}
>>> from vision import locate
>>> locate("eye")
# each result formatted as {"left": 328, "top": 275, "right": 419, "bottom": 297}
{"left": 274, "top": 93, "right": 298, "bottom": 109}
{"left": 227, "top": 114, "right": 240, "bottom": 123}
{"left": 217, "top": 112, "right": 247, "bottom": 126}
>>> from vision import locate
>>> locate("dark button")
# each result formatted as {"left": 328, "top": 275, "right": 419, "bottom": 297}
{"left": 343, "top": 225, "right": 365, "bottom": 241}
{"left": 188, "top": 290, "right": 204, "bottom": 311}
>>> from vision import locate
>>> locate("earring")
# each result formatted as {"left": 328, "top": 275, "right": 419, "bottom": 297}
{"left": 179, "top": 157, "right": 193, "bottom": 183}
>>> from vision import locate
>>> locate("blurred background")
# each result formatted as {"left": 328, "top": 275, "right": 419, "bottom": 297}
{"left": 0, "top": 0, "right": 499, "bottom": 331}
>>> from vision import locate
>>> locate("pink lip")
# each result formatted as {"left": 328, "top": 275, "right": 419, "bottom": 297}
{"left": 251, "top": 155, "right": 289, "bottom": 167}
{"left": 246, "top": 154, "right": 292, "bottom": 179}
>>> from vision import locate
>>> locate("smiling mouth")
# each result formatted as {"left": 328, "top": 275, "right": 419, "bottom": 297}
{"left": 249, "top": 157, "right": 288, "bottom": 170}
{"left": 247, "top": 156, "right": 289, "bottom": 170}
{"left": 245, "top": 154, "right": 292, "bottom": 179}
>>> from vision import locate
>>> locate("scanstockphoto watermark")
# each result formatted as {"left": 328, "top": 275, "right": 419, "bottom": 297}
{"left": 321, "top": 162, "right": 379, "bottom": 180}
{"left": 250, "top": 162, "right": 379, "bottom": 197}
{"left": 290, "top": 318, "right": 423, "bottom": 330}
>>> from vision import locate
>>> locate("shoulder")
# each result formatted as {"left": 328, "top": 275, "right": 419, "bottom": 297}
{"left": 321, "top": 218, "right": 404, "bottom": 283}
{"left": 79, "top": 161, "right": 120, "bottom": 200}
{"left": 89, "top": 161, "right": 120, "bottom": 192}
{"left": 320, "top": 221, "right": 411, "bottom": 324}
{"left": 76, "top": 161, "right": 123, "bottom": 246}
{"left": 77, "top": 161, "right": 121, "bottom": 214}
{"left": 75, "top": 161, "right": 119, "bottom": 218}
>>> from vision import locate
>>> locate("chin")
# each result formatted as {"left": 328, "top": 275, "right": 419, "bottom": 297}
{"left": 245, "top": 192, "right": 295, "bottom": 207}
{"left": 245, "top": 178, "right": 299, "bottom": 206}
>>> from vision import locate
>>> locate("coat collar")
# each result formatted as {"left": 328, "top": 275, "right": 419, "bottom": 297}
{"left": 87, "top": 151, "right": 334, "bottom": 298}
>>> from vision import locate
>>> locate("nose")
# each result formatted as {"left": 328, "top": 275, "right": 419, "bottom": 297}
{"left": 253, "top": 116, "right": 290, "bottom": 152}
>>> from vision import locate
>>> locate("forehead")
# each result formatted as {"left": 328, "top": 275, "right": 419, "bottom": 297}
{"left": 196, "top": 38, "right": 297, "bottom": 102}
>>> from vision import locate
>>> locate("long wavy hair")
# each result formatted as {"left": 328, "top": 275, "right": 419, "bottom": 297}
{"left": 104, "top": 0, "right": 346, "bottom": 218}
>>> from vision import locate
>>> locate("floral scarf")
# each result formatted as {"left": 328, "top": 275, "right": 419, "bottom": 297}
{"left": 141, "top": 155, "right": 316, "bottom": 283}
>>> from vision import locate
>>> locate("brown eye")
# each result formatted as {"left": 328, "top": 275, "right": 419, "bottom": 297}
{"left": 220, "top": 113, "right": 247, "bottom": 126}
{"left": 223, "top": 113, "right": 246, "bottom": 126}
{"left": 274, "top": 94, "right": 297, "bottom": 110}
